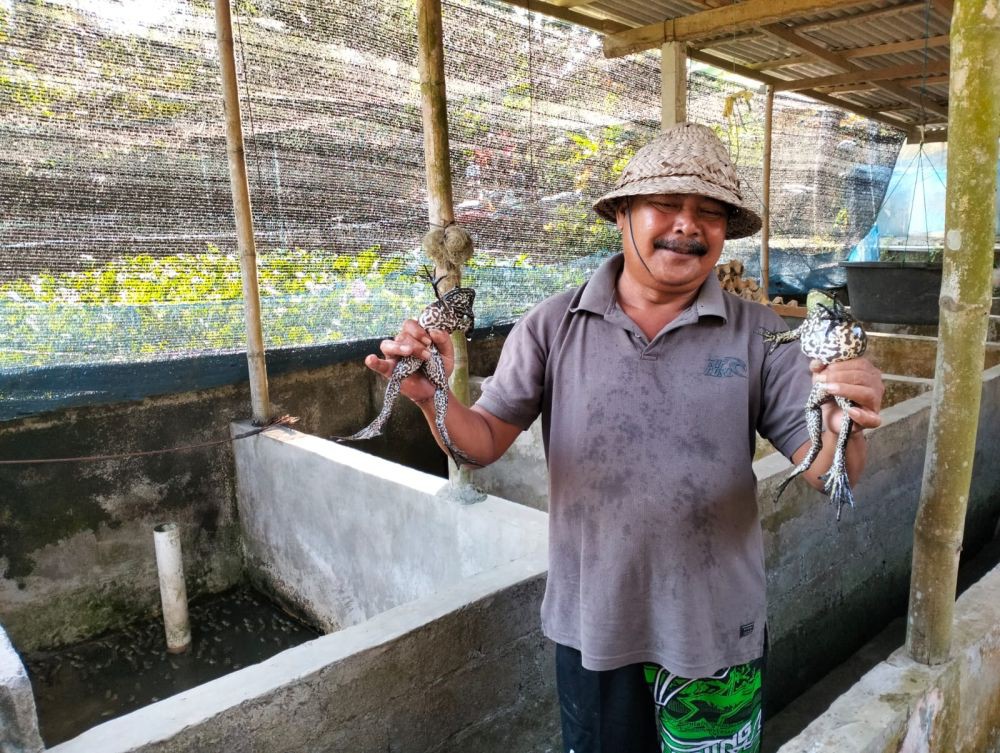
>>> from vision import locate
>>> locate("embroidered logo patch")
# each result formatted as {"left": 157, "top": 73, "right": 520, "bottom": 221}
{"left": 705, "top": 357, "right": 748, "bottom": 378}
{"left": 740, "top": 622, "right": 755, "bottom": 638}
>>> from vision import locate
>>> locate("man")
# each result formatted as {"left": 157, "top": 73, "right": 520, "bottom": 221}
{"left": 365, "top": 122, "right": 884, "bottom": 753}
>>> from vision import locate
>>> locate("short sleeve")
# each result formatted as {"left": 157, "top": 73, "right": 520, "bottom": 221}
{"left": 474, "top": 303, "right": 554, "bottom": 431}
{"left": 756, "top": 315, "right": 813, "bottom": 460}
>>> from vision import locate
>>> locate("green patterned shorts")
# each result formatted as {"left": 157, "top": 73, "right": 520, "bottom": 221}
{"left": 642, "top": 657, "right": 763, "bottom": 753}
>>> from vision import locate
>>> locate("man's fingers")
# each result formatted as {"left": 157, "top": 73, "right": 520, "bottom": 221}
{"left": 846, "top": 406, "right": 882, "bottom": 429}
{"left": 364, "top": 353, "right": 395, "bottom": 378}
{"left": 401, "top": 318, "right": 433, "bottom": 346}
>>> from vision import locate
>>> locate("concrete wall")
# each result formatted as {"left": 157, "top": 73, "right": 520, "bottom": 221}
{"left": 762, "top": 363, "right": 1000, "bottom": 710}
{"left": 231, "top": 424, "right": 546, "bottom": 631}
{"left": 467, "top": 353, "right": 1000, "bottom": 714}
{"left": 0, "top": 333, "right": 507, "bottom": 653}
{"left": 48, "top": 428, "right": 556, "bottom": 753}
{"left": 48, "top": 557, "right": 557, "bottom": 753}
{"left": 776, "top": 563, "right": 1000, "bottom": 753}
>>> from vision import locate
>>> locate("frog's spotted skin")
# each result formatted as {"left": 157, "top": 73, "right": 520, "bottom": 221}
{"left": 337, "top": 274, "right": 480, "bottom": 468}
{"left": 759, "top": 291, "right": 868, "bottom": 520}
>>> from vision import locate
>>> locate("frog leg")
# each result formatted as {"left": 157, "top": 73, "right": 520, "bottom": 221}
{"left": 423, "top": 345, "right": 481, "bottom": 468}
{"left": 336, "top": 356, "right": 421, "bottom": 442}
{"left": 756, "top": 326, "right": 801, "bottom": 355}
{"left": 775, "top": 381, "right": 828, "bottom": 500}
{"left": 820, "top": 396, "right": 857, "bottom": 520}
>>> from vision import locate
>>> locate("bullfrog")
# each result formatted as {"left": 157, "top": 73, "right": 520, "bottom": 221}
{"left": 336, "top": 269, "right": 479, "bottom": 468}
{"left": 759, "top": 290, "right": 868, "bottom": 519}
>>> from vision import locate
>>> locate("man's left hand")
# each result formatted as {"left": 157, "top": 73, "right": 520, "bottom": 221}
{"left": 810, "top": 357, "right": 884, "bottom": 435}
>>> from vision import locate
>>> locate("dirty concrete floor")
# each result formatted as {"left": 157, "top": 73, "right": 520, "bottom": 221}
{"left": 24, "top": 584, "right": 322, "bottom": 747}
{"left": 763, "top": 521, "right": 1000, "bottom": 752}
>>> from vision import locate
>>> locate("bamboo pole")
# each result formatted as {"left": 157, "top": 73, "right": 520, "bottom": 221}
{"left": 416, "top": 0, "right": 474, "bottom": 489}
{"left": 905, "top": 0, "right": 1000, "bottom": 665}
{"left": 761, "top": 85, "right": 774, "bottom": 298}
{"left": 214, "top": 0, "right": 271, "bottom": 425}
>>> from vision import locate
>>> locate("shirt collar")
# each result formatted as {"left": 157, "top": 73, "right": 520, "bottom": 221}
{"left": 570, "top": 252, "right": 729, "bottom": 322}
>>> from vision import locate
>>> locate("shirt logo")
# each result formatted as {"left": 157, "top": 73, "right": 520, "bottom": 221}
{"left": 740, "top": 622, "right": 755, "bottom": 638}
{"left": 705, "top": 357, "right": 748, "bottom": 378}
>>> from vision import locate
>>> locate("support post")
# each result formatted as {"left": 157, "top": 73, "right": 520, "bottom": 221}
{"left": 416, "top": 0, "right": 475, "bottom": 489}
{"left": 760, "top": 85, "right": 774, "bottom": 298}
{"left": 660, "top": 41, "right": 687, "bottom": 127}
{"left": 215, "top": 0, "right": 272, "bottom": 425}
{"left": 905, "top": 0, "right": 1000, "bottom": 665}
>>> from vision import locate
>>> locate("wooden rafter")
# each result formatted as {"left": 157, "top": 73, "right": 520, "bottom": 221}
{"left": 686, "top": 48, "right": 914, "bottom": 130}
{"left": 758, "top": 24, "right": 949, "bottom": 119}
{"left": 772, "top": 59, "right": 950, "bottom": 91}
{"left": 500, "top": 0, "right": 628, "bottom": 34}
{"left": 796, "top": 1, "right": 926, "bottom": 31}
{"left": 815, "top": 82, "right": 877, "bottom": 94}
{"left": 817, "top": 72, "right": 950, "bottom": 93}
{"left": 898, "top": 74, "right": 949, "bottom": 88}
{"left": 603, "top": 0, "right": 875, "bottom": 58}
{"left": 750, "top": 34, "right": 949, "bottom": 69}
{"left": 546, "top": 0, "right": 600, "bottom": 6}
{"left": 841, "top": 34, "right": 950, "bottom": 59}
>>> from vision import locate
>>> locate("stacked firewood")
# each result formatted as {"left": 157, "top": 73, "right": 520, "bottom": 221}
{"left": 715, "top": 259, "right": 769, "bottom": 303}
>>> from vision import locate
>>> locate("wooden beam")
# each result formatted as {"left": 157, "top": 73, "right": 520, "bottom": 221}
{"left": 661, "top": 41, "right": 688, "bottom": 126}
{"left": 758, "top": 24, "right": 950, "bottom": 118}
{"left": 898, "top": 74, "right": 950, "bottom": 88}
{"left": 772, "top": 59, "right": 951, "bottom": 91}
{"left": 747, "top": 53, "right": 812, "bottom": 70}
{"left": 546, "top": 0, "right": 600, "bottom": 6}
{"left": 687, "top": 48, "right": 914, "bottom": 130}
{"left": 842, "top": 34, "right": 950, "bottom": 59}
{"left": 796, "top": 1, "right": 925, "bottom": 31}
{"left": 603, "top": 0, "right": 874, "bottom": 58}
{"left": 751, "top": 34, "right": 949, "bottom": 70}
{"left": 499, "top": 0, "right": 629, "bottom": 34}
{"left": 814, "top": 82, "right": 877, "bottom": 94}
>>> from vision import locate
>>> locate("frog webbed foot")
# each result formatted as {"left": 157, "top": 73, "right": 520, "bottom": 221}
{"left": 820, "top": 467, "right": 855, "bottom": 521}
{"left": 756, "top": 326, "right": 799, "bottom": 355}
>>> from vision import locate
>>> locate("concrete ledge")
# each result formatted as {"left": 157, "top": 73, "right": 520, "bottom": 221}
{"left": 48, "top": 554, "right": 553, "bottom": 753}
{"left": 776, "top": 563, "right": 1000, "bottom": 753}
{"left": 0, "top": 625, "right": 43, "bottom": 753}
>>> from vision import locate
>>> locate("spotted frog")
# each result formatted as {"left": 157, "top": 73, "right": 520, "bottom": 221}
{"left": 759, "top": 291, "right": 868, "bottom": 519}
{"left": 337, "top": 269, "right": 479, "bottom": 468}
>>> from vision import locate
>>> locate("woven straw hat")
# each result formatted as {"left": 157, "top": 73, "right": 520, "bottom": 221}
{"left": 592, "top": 122, "right": 762, "bottom": 239}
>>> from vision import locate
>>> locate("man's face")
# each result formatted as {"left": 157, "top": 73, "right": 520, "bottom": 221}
{"left": 615, "top": 193, "right": 728, "bottom": 296}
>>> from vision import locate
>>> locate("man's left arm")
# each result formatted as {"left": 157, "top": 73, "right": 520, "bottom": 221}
{"left": 792, "top": 357, "right": 885, "bottom": 491}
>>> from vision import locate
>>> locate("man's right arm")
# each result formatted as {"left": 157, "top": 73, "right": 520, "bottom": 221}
{"left": 363, "top": 320, "right": 523, "bottom": 466}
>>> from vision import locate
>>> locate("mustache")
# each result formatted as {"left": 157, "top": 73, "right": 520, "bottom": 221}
{"left": 652, "top": 237, "right": 709, "bottom": 256}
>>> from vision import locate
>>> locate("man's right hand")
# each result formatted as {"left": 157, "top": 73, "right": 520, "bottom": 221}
{"left": 363, "top": 319, "right": 456, "bottom": 405}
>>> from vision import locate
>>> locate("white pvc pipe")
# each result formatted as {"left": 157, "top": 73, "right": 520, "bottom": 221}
{"left": 153, "top": 523, "right": 191, "bottom": 654}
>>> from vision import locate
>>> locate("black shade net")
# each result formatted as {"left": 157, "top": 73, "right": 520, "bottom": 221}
{"left": 0, "top": 0, "right": 904, "bottom": 413}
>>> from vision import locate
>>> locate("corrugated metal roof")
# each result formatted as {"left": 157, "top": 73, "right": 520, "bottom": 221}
{"left": 499, "top": 0, "right": 953, "bottom": 138}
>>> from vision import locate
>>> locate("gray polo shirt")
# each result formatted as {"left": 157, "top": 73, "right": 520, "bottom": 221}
{"left": 476, "top": 253, "right": 812, "bottom": 676}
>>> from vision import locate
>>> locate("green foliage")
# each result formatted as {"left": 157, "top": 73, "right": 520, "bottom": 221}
{"left": 0, "top": 245, "right": 399, "bottom": 305}
{"left": 541, "top": 201, "right": 620, "bottom": 257}
{"left": 0, "top": 244, "right": 608, "bottom": 368}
